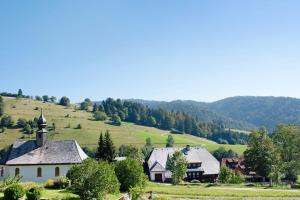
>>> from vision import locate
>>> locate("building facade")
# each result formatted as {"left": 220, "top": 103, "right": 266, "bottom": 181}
{"left": 148, "top": 145, "right": 220, "bottom": 183}
{"left": 0, "top": 111, "right": 88, "bottom": 182}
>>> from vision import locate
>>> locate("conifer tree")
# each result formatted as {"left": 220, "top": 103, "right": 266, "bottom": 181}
{"left": 96, "top": 132, "right": 105, "bottom": 160}
{"left": 103, "top": 130, "right": 116, "bottom": 162}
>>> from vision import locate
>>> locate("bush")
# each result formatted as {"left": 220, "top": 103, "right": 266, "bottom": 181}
{"left": 93, "top": 111, "right": 107, "bottom": 121}
{"left": 219, "top": 166, "right": 244, "bottom": 184}
{"left": 76, "top": 124, "right": 82, "bottom": 129}
{"left": 26, "top": 187, "right": 43, "bottom": 200}
{"left": 67, "top": 159, "right": 120, "bottom": 200}
{"left": 4, "top": 184, "right": 25, "bottom": 200}
{"left": 58, "top": 176, "right": 70, "bottom": 189}
{"left": 0, "top": 175, "right": 22, "bottom": 192}
{"left": 44, "top": 179, "right": 55, "bottom": 189}
{"left": 111, "top": 114, "right": 121, "bottom": 126}
{"left": 21, "top": 182, "right": 38, "bottom": 191}
{"left": 115, "top": 159, "right": 147, "bottom": 192}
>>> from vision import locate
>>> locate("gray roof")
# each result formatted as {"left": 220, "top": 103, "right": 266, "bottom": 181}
{"left": 148, "top": 147, "right": 220, "bottom": 175}
{"left": 3, "top": 140, "right": 88, "bottom": 165}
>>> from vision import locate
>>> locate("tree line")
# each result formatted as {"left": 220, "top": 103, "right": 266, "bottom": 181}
{"left": 92, "top": 98, "right": 248, "bottom": 144}
{"left": 244, "top": 124, "right": 300, "bottom": 183}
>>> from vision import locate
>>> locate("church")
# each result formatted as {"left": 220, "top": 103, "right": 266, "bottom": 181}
{"left": 0, "top": 111, "right": 88, "bottom": 182}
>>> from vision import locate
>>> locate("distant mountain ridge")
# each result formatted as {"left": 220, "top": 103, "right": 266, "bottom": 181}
{"left": 129, "top": 96, "right": 300, "bottom": 131}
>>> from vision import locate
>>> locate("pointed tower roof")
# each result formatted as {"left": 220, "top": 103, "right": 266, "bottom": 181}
{"left": 37, "top": 109, "right": 47, "bottom": 128}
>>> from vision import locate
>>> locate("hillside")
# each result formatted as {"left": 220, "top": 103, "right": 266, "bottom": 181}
{"left": 131, "top": 96, "right": 300, "bottom": 131}
{"left": 0, "top": 97, "right": 246, "bottom": 154}
{"left": 131, "top": 99, "right": 257, "bottom": 130}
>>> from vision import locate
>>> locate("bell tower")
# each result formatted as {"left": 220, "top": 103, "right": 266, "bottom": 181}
{"left": 36, "top": 109, "right": 47, "bottom": 147}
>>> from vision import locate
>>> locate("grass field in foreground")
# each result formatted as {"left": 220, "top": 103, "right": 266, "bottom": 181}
{"left": 0, "top": 189, "right": 122, "bottom": 200}
{"left": 146, "top": 182, "right": 300, "bottom": 198}
{"left": 1, "top": 97, "right": 246, "bottom": 154}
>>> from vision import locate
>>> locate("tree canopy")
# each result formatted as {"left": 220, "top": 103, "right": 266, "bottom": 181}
{"left": 167, "top": 151, "right": 187, "bottom": 184}
{"left": 244, "top": 129, "right": 281, "bottom": 179}
{"left": 67, "top": 159, "right": 119, "bottom": 200}
{"left": 59, "top": 96, "right": 70, "bottom": 106}
{"left": 115, "top": 159, "right": 147, "bottom": 192}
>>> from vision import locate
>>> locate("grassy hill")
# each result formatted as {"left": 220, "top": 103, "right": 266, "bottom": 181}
{"left": 1, "top": 97, "right": 246, "bottom": 154}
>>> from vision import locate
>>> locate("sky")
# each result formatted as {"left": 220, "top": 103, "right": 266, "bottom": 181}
{"left": 0, "top": 0, "right": 300, "bottom": 103}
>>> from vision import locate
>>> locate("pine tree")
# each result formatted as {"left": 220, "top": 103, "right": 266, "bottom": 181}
{"left": 103, "top": 130, "right": 116, "bottom": 162}
{"left": 166, "top": 135, "right": 175, "bottom": 147}
{"left": 96, "top": 132, "right": 105, "bottom": 160}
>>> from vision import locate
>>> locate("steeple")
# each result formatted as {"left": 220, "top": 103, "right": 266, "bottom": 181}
{"left": 36, "top": 109, "right": 48, "bottom": 147}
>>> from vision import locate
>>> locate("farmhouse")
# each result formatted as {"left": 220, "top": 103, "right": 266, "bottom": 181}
{"left": 221, "top": 157, "right": 246, "bottom": 175}
{"left": 148, "top": 145, "right": 220, "bottom": 183}
{"left": 0, "top": 111, "right": 88, "bottom": 182}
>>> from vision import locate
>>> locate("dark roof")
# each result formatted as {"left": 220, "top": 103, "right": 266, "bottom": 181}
{"left": 2, "top": 140, "right": 88, "bottom": 165}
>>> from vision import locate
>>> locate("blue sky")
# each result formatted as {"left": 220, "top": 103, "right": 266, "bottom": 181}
{"left": 1, "top": 0, "right": 300, "bottom": 102}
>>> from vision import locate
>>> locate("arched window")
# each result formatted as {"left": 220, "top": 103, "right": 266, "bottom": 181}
{"left": 37, "top": 167, "right": 42, "bottom": 177}
{"left": 55, "top": 167, "right": 60, "bottom": 177}
{"left": 15, "top": 168, "right": 20, "bottom": 176}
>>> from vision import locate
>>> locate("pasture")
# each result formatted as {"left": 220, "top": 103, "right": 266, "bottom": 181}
{"left": 1, "top": 97, "right": 246, "bottom": 154}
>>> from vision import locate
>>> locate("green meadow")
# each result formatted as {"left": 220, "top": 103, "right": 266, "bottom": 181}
{"left": 1, "top": 97, "right": 246, "bottom": 154}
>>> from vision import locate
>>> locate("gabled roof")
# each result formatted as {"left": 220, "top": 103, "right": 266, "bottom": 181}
{"left": 2, "top": 140, "right": 88, "bottom": 165}
{"left": 148, "top": 147, "right": 220, "bottom": 175}
{"left": 150, "top": 161, "right": 165, "bottom": 172}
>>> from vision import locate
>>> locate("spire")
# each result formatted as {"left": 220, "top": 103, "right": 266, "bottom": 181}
{"left": 37, "top": 109, "right": 47, "bottom": 129}
{"left": 36, "top": 109, "right": 47, "bottom": 147}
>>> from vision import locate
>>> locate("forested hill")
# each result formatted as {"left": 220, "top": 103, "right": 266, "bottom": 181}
{"left": 130, "top": 96, "right": 300, "bottom": 132}
{"left": 130, "top": 99, "right": 257, "bottom": 130}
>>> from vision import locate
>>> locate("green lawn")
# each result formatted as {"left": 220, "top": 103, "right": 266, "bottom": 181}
{"left": 146, "top": 182, "right": 300, "bottom": 198}
{"left": 1, "top": 97, "right": 246, "bottom": 154}
{"left": 0, "top": 189, "right": 122, "bottom": 200}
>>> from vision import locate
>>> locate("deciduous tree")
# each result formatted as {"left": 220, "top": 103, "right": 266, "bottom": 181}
{"left": 167, "top": 151, "right": 187, "bottom": 184}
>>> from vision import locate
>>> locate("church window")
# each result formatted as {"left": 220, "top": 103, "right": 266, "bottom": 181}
{"left": 55, "top": 167, "right": 60, "bottom": 176}
{"left": 15, "top": 168, "right": 20, "bottom": 176}
{"left": 37, "top": 167, "right": 42, "bottom": 177}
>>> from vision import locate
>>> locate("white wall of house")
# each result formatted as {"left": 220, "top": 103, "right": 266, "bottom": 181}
{"left": 150, "top": 171, "right": 166, "bottom": 182}
{"left": 2, "top": 165, "right": 72, "bottom": 183}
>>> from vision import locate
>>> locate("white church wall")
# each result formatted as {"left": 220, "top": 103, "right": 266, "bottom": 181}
{"left": 6, "top": 164, "right": 72, "bottom": 183}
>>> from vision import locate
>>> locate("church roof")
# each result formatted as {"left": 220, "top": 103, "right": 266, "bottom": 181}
{"left": 2, "top": 140, "right": 88, "bottom": 165}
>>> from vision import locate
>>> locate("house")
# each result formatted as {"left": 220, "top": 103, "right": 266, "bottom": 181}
{"left": 221, "top": 157, "right": 246, "bottom": 175}
{"left": 147, "top": 145, "right": 220, "bottom": 183}
{"left": 0, "top": 111, "right": 88, "bottom": 182}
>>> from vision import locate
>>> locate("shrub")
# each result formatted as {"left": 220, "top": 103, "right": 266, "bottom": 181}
{"left": 58, "top": 176, "right": 70, "bottom": 189}
{"left": 0, "top": 175, "right": 22, "bottom": 192}
{"left": 21, "top": 182, "right": 38, "bottom": 191}
{"left": 76, "top": 124, "right": 82, "bottom": 129}
{"left": 219, "top": 166, "right": 244, "bottom": 184}
{"left": 115, "top": 159, "right": 147, "bottom": 192}
{"left": 129, "top": 186, "right": 144, "bottom": 200}
{"left": 93, "top": 111, "right": 107, "bottom": 121}
{"left": 44, "top": 179, "right": 55, "bottom": 189}
{"left": 26, "top": 187, "right": 43, "bottom": 200}
{"left": 67, "top": 159, "right": 120, "bottom": 200}
{"left": 4, "top": 184, "right": 25, "bottom": 200}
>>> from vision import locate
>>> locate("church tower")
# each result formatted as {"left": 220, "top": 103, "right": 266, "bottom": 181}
{"left": 36, "top": 109, "right": 47, "bottom": 147}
